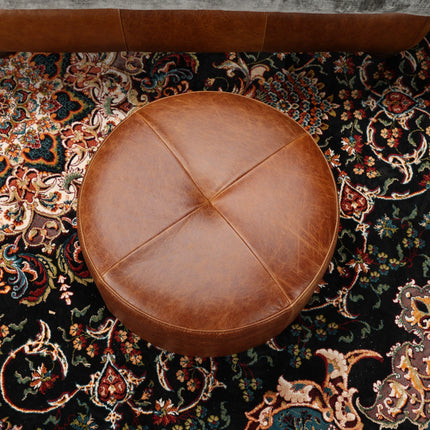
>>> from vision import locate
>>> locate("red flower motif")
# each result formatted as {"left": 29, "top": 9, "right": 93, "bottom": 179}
{"left": 380, "top": 91, "right": 416, "bottom": 115}
{"left": 30, "top": 362, "right": 59, "bottom": 394}
{"left": 64, "top": 64, "right": 103, "bottom": 90}
{"left": 419, "top": 173, "right": 430, "bottom": 189}
{"left": 347, "top": 248, "right": 374, "bottom": 273}
{"left": 153, "top": 399, "right": 179, "bottom": 426}
{"left": 61, "top": 123, "right": 99, "bottom": 151}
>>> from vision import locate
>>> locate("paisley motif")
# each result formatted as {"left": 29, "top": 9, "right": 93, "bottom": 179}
{"left": 339, "top": 180, "right": 372, "bottom": 223}
{"left": 95, "top": 356, "right": 129, "bottom": 406}
{"left": 0, "top": 37, "right": 429, "bottom": 429}
{"left": 359, "top": 280, "right": 430, "bottom": 429}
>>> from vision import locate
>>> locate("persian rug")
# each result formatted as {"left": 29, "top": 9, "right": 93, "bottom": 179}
{"left": 0, "top": 35, "right": 430, "bottom": 430}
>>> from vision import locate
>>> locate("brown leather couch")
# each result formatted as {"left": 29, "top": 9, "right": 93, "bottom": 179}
{"left": 1, "top": 9, "right": 429, "bottom": 53}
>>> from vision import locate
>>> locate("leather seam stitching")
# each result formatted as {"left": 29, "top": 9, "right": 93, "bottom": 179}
{"left": 99, "top": 113, "right": 208, "bottom": 277}
{"left": 261, "top": 12, "right": 268, "bottom": 52}
{"left": 211, "top": 131, "right": 307, "bottom": 202}
{"left": 101, "top": 205, "right": 204, "bottom": 277}
{"left": 211, "top": 204, "right": 292, "bottom": 304}
{"left": 138, "top": 111, "right": 210, "bottom": 201}
{"left": 102, "top": 280, "right": 298, "bottom": 334}
{"left": 104, "top": 113, "right": 307, "bottom": 302}
{"left": 118, "top": 9, "right": 128, "bottom": 51}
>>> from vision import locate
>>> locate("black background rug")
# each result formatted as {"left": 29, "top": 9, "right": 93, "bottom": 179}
{"left": 0, "top": 36, "right": 430, "bottom": 429}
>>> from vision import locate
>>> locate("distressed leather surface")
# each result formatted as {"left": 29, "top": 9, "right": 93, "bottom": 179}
{"left": 0, "top": 9, "right": 428, "bottom": 52}
{"left": 77, "top": 92, "right": 339, "bottom": 357}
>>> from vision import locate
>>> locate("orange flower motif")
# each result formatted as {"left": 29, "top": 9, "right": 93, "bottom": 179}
{"left": 30, "top": 362, "right": 59, "bottom": 394}
{"left": 153, "top": 399, "right": 179, "bottom": 426}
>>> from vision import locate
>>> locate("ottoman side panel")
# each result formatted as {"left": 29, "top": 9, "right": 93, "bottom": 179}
{"left": 102, "top": 205, "right": 290, "bottom": 333}
{"left": 97, "top": 274, "right": 297, "bottom": 357}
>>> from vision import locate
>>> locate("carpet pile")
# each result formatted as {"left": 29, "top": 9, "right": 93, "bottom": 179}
{"left": 0, "top": 38, "right": 430, "bottom": 429}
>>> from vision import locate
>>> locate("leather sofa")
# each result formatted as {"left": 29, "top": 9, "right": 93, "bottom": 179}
{"left": 0, "top": 8, "right": 429, "bottom": 53}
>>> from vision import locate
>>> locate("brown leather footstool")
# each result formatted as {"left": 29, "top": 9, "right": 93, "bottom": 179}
{"left": 77, "top": 92, "right": 339, "bottom": 357}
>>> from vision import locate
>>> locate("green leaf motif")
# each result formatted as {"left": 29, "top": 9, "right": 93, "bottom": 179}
{"left": 350, "top": 294, "right": 365, "bottom": 303}
{"left": 89, "top": 307, "right": 106, "bottom": 324}
{"left": 339, "top": 333, "right": 355, "bottom": 343}
{"left": 72, "top": 354, "right": 90, "bottom": 368}
{"left": 9, "top": 318, "right": 27, "bottom": 332}
{"left": 14, "top": 370, "right": 31, "bottom": 385}
{"left": 72, "top": 305, "right": 91, "bottom": 318}
{"left": 422, "top": 255, "right": 430, "bottom": 277}
{"left": 401, "top": 205, "right": 418, "bottom": 223}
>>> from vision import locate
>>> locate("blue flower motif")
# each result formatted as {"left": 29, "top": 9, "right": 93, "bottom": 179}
{"left": 359, "top": 276, "right": 370, "bottom": 288}
{"left": 389, "top": 259, "right": 401, "bottom": 270}
{"left": 379, "top": 264, "right": 390, "bottom": 275}
{"left": 316, "top": 329, "right": 327, "bottom": 341}
{"left": 374, "top": 215, "right": 398, "bottom": 238}
{"left": 414, "top": 238, "right": 426, "bottom": 249}
{"left": 327, "top": 323, "right": 338, "bottom": 335}
{"left": 289, "top": 324, "right": 302, "bottom": 337}
{"left": 402, "top": 238, "right": 414, "bottom": 249}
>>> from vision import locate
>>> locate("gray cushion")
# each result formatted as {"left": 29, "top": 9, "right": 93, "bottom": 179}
{"left": 0, "top": 0, "right": 429, "bottom": 15}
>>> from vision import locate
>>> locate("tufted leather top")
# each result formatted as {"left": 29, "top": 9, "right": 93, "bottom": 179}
{"left": 77, "top": 92, "right": 339, "bottom": 357}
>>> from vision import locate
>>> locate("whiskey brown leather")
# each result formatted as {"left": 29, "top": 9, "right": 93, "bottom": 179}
{"left": 0, "top": 9, "right": 125, "bottom": 52}
{"left": 0, "top": 9, "right": 428, "bottom": 53}
{"left": 121, "top": 10, "right": 267, "bottom": 52}
{"left": 77, "top": 92, "right": 339, "bottom": 356}
{"left": 264, "top": 13, "right": 430, "bottom": 53}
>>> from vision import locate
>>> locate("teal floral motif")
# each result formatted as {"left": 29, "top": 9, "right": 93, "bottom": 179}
{"left": 374, "top": 214, "right": 399, "bottom": 238}
{"left": 0, "top": 34, "right": 430, "bottom": 429}
{"left": 226, "top": 350, "right": 272, "bottom": 400}
{"left": 258, "top": 68, "right": 338, "bottom": 137}
{"left": 245, "top": 348, "right": 382, "bottom": 430}
{"left": 0, "top": 243, "right": 57, "bottom": 305}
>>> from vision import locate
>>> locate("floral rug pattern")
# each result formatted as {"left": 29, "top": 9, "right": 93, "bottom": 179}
{"left": 0, "top": 37, "right": 430, "bottom": 429}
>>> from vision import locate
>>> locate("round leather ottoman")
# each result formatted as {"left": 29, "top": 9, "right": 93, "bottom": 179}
{"left": 77, "top": 92, "right": 339, "bottom": 357}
